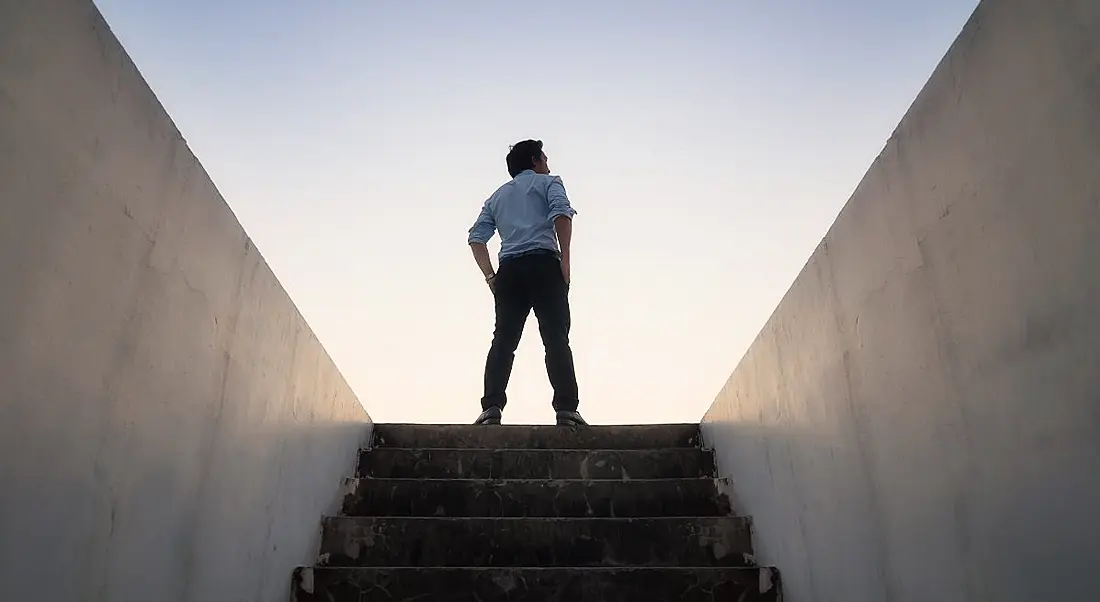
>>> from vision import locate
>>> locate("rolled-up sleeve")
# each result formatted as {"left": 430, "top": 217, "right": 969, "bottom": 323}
{"left": 547, "top": 176, "right": 577, "bottom": 220}
{"left": 467, "top": 201, "right": 496, "bottom": 244}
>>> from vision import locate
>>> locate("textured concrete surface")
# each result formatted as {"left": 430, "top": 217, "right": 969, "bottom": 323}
{"left": 293, "top": 423, "right": 780, "bottom": 600}
{"left": 318, "top": 516, "right": 754, "bottom": 567}
{"left": 292, "top": 566, "right": 782, "bottom": 602}
{"left": 0, "top": 1, "right": 371, "bottom": 601}
{"left": 371, "top": 423, "right": 701, "bottom": 449}
{"left": 358, "top": 447, "right": 716, "bottom": 480}
{"left": 700, "top": 1, "right": 1100, "bottom": 601}
{"left": 340, "top": 477, "right": 731, "bottom": 518}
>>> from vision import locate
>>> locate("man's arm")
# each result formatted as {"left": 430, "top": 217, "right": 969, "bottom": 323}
{"left": 468, "top": 201, "right": 497, "bottom": 284}
{"left": 554, "top": 215, "right": 572, "bottom": 259}
{"left": 547, "top": 177, "right": 576, "bottom": 284}
{"left": 469, "top": 242, "right": 495, "bottom": 279}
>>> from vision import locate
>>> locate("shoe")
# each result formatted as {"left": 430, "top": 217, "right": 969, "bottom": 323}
{"left": 474, "top": 406, "right": 502, "bottom": 426}
{"left": 556, "top": 410, "right": 588, "bottom": 427}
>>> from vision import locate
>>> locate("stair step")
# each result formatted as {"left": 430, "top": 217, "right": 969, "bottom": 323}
{"left": 318, "top": 516, "right": 754, "bottom": 568}
{"left": 370, "top": 424, "right": 701, "bottom": 450}
{"left": 292, "top": 566, "right": 781, "bottom": 601}
{"left": 357, "top": 447, "right": 715, "bottom": 480}
{"left": 340, "top": 478, "right": 731, "bottom": 518}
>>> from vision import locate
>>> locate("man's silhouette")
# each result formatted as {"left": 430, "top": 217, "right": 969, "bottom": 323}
{"left": 467, "top": 140, "right": 587, "bottom": 427}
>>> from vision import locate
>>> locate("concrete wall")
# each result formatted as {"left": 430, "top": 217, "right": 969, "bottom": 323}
{"left": 701, "top": 1, "right": 1100, "bottom": 601}
{"left": 0, "top": 1, "right": 371, "bottom": 601}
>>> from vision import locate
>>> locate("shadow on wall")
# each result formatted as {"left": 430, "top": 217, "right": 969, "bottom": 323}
{"left": 0, "top": 376, "right": 371, "bottom": 602}
{"left": 703, "top": 387, "right": 1100, "bottom": 602}
{"left": 702, "top": 419, "right": 888, "bottom": 601}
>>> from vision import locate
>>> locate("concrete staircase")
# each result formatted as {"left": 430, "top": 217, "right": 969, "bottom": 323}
{"left": 291, "top": 424, "right": 782, "bottom": 601}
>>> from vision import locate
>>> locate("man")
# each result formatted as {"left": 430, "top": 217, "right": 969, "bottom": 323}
{"left": 467, "top": 139, "right": 587, "bottom": 427}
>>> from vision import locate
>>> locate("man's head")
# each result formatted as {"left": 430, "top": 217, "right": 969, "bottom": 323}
{"left": 506, "top": 139, "right": 550, "bottom": 177}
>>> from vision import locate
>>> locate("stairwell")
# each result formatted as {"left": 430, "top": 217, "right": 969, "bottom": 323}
{"left": 291, "top": 424, "right": 782, "bottom": 601}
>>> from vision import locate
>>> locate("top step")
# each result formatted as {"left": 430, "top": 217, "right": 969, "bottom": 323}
{"left": 370, "top": 424, "right": 701, "bottom": 450}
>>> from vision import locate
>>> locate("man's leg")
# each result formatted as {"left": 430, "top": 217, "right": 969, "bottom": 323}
{"left": 529, "top": 255, "right": 581, "bottom": 417}
{"left": 479, "top": 261, "right": 531, "bottom": 417}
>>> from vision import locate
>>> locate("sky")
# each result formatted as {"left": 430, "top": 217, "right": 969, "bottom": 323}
{"left": 92, "top": 0, "right": 978, "bottom": 426}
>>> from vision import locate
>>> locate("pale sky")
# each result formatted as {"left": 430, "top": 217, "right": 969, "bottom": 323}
{"left": 92, "top": 0, "right": 978, "bottom": 425}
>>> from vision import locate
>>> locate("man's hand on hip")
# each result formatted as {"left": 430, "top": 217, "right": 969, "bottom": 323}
{"left": 470, "top": 242, "right": 496, "bottom": 294}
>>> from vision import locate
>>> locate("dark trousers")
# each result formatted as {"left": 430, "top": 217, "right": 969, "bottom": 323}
{"left": 482, "top": 250, "right": 579, "bottom": 412}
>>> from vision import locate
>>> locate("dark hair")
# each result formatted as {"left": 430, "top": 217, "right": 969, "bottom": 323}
{"left": 506, "top": 139, "right": 543, "bottom": 177}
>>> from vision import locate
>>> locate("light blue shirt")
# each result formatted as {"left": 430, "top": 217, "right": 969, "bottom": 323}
{"left": 467, "top": 169, "right": 577, "bottom": 261}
